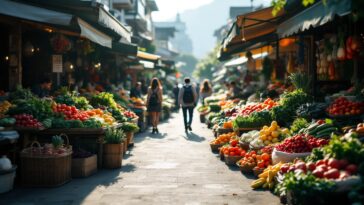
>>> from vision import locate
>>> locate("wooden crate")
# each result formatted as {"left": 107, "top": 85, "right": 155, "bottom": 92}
{"left": 72, "top": 155, "right": 97, "bottom": 178}
{"left": 103, "top": 144, "right": 122, "bottom": 169}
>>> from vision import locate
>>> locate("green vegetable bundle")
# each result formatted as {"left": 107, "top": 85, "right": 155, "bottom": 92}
{"left": 233, "top": 111, "right": 272, "bottom": 129}
{"left": 307, "top": 133, "right": 364, "bottom": 164}
{"left": 121, "top": 122, "right": 139, "bottom": 133}
{"left": 290, "top": 118, "right": 309, "bottom": 134}
{"left": 91, "top": 92, "right": 118, "bottom": 109}
{"left": 7, "top": 98, "right": 53, "bottom": 121}
{"left": 104, "top": 127, "right": 125, "bottom": 144}
{"left": 8, "top": 86, "right": 34, "bottom": 102}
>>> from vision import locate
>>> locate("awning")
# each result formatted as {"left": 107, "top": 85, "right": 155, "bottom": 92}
{"left": 277, "top": 0, "right": 352, "bottom": 38}
{"left": 224, "top": 52, "right": 268, "bottom": 68}
{"left": 0, "top": 0, "right": 112, "bottom": 48}
{"left": 222, "top": 7, "right": 284, "bottom": 49}
{"left": 139, "top": 60, "right": 155, "bottom": 69}
{"left": 137, "top": 51, "right": 161, "bottom": 62}
{"left": 15, "top": 0, "right": 132, "bottom": 43}
{"left": 111, "top": 41, "right": 138, "bottom": 56}
{"left": 0, "top": 0, "right": 72, "bottom": 25}
{"left": 77, "top": 18, "right": 112, "bottom": 48}
{"left": 220, "top": 6, "right": 285, "bottom": 60}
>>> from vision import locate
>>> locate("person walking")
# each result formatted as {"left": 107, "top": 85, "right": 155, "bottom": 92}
{"left": 179, "top": 77, "right": 197, "bottom": 133}
{"left": 146, "top": 78, "right": 163, "bottom": 134}
{"left": 200, "top": 79, "right": 212, "bottom": 105}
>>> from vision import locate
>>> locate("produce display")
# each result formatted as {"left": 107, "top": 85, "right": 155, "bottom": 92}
{"left": 258, "top": 121, "right": 288, "bottom": 145}
{"left": 0, "top": 101, "right": 11, "bottom": 118}
{"left": 240, "top": 130, "right": 259, "bottom": 144}
{"left": 299, "top": 119, "right": 338, "bottom": 138}
{"left": 233, "top": 111, "right": 272, "bottom": 129}
{"left": 275, "top": 134, "right": 329, "bottom": 153}
{"left": 238, "top": 98, "right": 278, "bottom": 116}
{"left": 14, "top": 114, "right": 43, "bottom": 129}
{"left": 251, "top": 162, "right": 283, "bottom": 189}
{"left": 326, "top": 97, "right": 364, "bottom": 116}
{"left": 210, "top": 132, "right": 236, "bottom": 145}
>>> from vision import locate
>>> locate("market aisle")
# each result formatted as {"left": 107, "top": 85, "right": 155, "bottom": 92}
{"left": 0, "top": 111, "right": 280, "bottom": 205}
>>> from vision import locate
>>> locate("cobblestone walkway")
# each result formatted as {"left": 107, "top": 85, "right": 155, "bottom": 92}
{"left": 0, "top": 111, "right": 280, "bottom": 205}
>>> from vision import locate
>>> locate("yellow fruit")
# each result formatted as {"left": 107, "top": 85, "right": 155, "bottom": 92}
{"left": 271, "top": 121, "right": 278, "bottom": 127}
{"left": 267, "top": 136, "right": 272, "bottom": 141}
{"left": 272, "top": 138, "right": 279, "bottom": 143}
{"left": 281, "top": 128, "right": 290, "bottom": 134}
{"left": 263, "top": 125, "right": 269, "bottom": 130}
{"left": 260, "top": 134, "right": 267, "bottom": 141}
{"left": 270, "top": 124, "right": 277, "bottom": 131}
{"left": 271, "top": 131, "right": 279, "bottom": 138}
{"left": 264, "top": 140, "right": 271, "bottom": 145}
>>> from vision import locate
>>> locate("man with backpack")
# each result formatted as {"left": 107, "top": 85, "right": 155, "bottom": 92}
{"left": 179, "top": 77, "right": 198, "bottom": 133}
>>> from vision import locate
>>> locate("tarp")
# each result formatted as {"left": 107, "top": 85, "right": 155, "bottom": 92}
{"left": 277, "top": 0, "right": 352, "bottom": 37}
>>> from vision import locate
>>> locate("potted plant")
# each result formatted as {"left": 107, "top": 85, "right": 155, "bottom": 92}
{"left": 103, "top": 127, "right": 125, "bottom": 169}
{"left": 121, "top": 122, "right": 139, "bottom": 147}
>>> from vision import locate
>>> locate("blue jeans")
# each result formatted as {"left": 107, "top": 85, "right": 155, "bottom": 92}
{"left": 182, "top": 106, "right": 194, "bottom": 128}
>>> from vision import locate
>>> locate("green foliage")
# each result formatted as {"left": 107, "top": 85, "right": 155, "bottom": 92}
{"left": 290, "top": 118, "right": 309, "bottom": 134}
{"left": 307, "top": 133, "right": 364, "bottom": 164}
{"left": 7, "top": 98, "right": 53, "bottom": 121}
{"left": 233, "top": 111, "right": 272, "bottom": 129}
{"left": 83, "top": 118, "right": 103, "bottom": 128}
{"left": 121, "top": 122, "right": 139, "bottom": 133}
{"left": 274, "top": 172, "right": 335, "bottom": 204}
{"left": 271, "top": 0, "right": 318, "bottom": 16}
{"left": 52, "top": 135, "right": 64, "bottom": 148}
{"left": 193, "top": 44, "right": 220, "bottom": 80}
{"left": 9, "top": 86, "right": 34, "bottom": 102}
{"left": 104, "top": 127, "right": 125, "bottom": 144}
{"left": 289, "top": 72, "right": 312, "bottom": 94}
{"left": 91, "top": 92, "right": 118, "bottom": 109}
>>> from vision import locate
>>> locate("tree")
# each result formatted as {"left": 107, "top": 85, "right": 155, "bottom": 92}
{"left": 271, "top": 0, "right": 318, "bottom": 15}
{"left": 193, "top": 43, "right": 220, "bottom": 80}
{"left": 174, "top": 54, "right": 198, "bottom": 75}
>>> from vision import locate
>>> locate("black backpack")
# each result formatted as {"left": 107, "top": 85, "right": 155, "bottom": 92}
{"left": 149, "top": 90, "right": 159, "bottom": 105}
{"left": 183, "top": 85, "right": 194, "bottom": 104}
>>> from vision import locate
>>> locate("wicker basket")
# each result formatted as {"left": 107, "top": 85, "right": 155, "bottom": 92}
{"left": 20, "top": 135, "right": 72, "bottom": 187}
{"left": 210, "top": 143, "right": 222, "bottom": 153}
{"left": 253, "top": 167, "right": 265, "bottom": 177}
{"left": 224, "top": 155, "right": 242, "bottom": 166}
{"left": 236, "top": 162, "right": 254, "bottom": 174}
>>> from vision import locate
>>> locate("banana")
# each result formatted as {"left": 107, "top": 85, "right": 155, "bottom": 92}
{"left": 251, "top": 178, "right": 266, "bottom": 189}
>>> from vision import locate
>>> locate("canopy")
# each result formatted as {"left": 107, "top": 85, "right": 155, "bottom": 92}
{"left": 111, "top": 41, "right": 138, "bottom": 56}
{"left": 277, "top": 0, "right": 352, "bottom": 37}
{"left": 0, "top": 0, "right": 112, "bottom": 48}
{"left": 224, "top": 52, "right": 268, "bottom": 68}
{"left": 220, "top": 6, "right": 285, "bottom": 60}
{"left": 137, "top": 51, "right": 161, "bottom": 62}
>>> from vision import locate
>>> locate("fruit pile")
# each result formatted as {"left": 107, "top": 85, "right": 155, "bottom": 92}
{"left": 239, "top": 98, "right": 278, "bottom": 116}
{"left": 220, "top": 138, "right": 246, "bottom": 157}
{"left": 327, "top": 97, "right": 364, "bottom": 116}
{"left": 53, "top": 104, "right": 90, "bottom": 121}
{"left": 259, "top": 121, "right": 289, "bottom": 145}
{"left": 124, "top": 110, "right": 138, "bottom": 119}
{"left": 237, "top": 150, "right": 258, "bottom": 168}
{"left": 280, "top": 158, "right": 357, "bottom": 180}
{"left": 251, "top": 162, "right": 283, "bottom": 189}
{"left": 86, "top": 109, "right": 115, "bottom": 125}
{"left": 0, "top": 101, "right": 12, "bottom": 118}
{"left": 210, "top": 132, "right": 235, "bottom": 145}
{"left": 222, "top": 121, "right": 233, "bottom": 129}
{"left": 14, "top": 114, "right": 43, "bottom": 128}
{"left": 275, "top": 134, "right": 329, "bottom": 153}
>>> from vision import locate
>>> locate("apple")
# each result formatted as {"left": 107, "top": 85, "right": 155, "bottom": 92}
{"left": 312, "top": 169, "right": 324, "bottom": 178}
{"left": 306, "top": 162, "right": 316, "bottom": 171}
{"left": 345, "top": 164, "right": 358, "bottom": 175}
{"left": 324, "top": 168, "right": 340, "bottom": 179}
{"left": 328, "top": 158, "right": 340, "bottom": 169}
{"left": 338, "top": 159, "right": 349, "bottom": 169}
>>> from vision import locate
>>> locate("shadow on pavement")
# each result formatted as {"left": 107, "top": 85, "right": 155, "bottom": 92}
{"left": 121, "top": 163, "right": 137, "bottom": 173}
{"left": 184, "top": 132, "right": 206, "bottom": 142}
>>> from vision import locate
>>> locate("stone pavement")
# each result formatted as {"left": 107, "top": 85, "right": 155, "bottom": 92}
{"left": 0, "top": 111, "right": 280, "bottom": 205}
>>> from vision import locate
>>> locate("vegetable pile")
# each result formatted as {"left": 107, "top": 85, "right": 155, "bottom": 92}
{"left": 275, "top": 134, "right": 329, "bottom": 153}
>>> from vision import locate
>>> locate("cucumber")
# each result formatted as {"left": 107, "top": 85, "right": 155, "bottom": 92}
{"left": 316, "top": 127, "right": 338, "bottom": 136}
{"left": 310, "top": 124, "right": 333, "bottom": 135}
{"left": 307, "top": 123, "right": 319, "bottom": 132}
